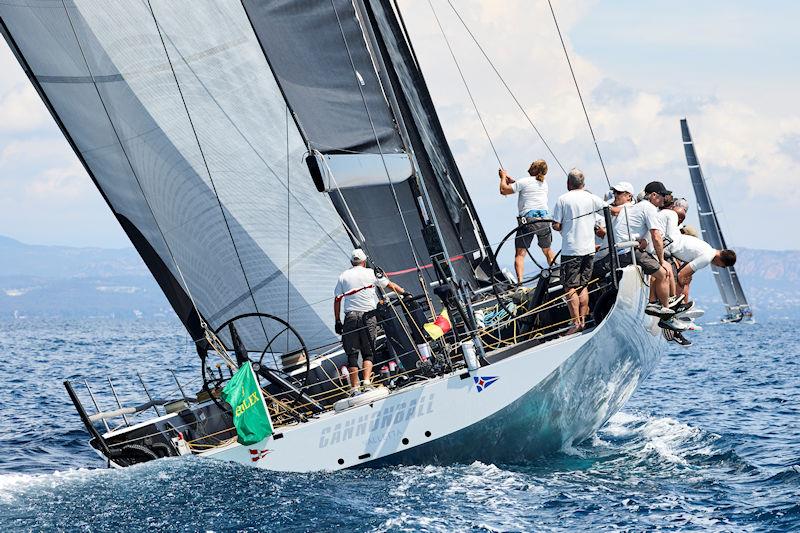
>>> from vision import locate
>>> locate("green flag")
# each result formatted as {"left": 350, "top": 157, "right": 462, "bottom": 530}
{"left": 221, "top": 361, "right": 273, "bottom": 445}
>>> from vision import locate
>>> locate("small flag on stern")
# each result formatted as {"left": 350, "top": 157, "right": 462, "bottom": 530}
{"left": 424, "top": 309, "right": 451, "bottom": 340}
{"left": 221, "top": 361, "right": 273, "bottom": 445}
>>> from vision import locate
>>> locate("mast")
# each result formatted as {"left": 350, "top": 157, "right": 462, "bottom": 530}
{"left": 241, "top": 0, "right": 489, "bottom": 291}
{"left": 680, "top": 118, "right": 752, "bottom": 318}
{"left": 352, "top": 0, "right": 458, "bottom": 283}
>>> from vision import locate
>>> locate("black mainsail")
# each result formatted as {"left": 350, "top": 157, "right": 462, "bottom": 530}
{"left": 680, "top": 118, "right": 752, "bottom": 321}
{"left": 242, "top": 0, "right": 492, "bottom": 290}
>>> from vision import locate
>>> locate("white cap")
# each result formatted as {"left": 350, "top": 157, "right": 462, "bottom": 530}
{"left": 350, "top": 248, "right": 367, "bottom": 264}
{"left": 611, "top": 181, "right": 635, "bottom": 195}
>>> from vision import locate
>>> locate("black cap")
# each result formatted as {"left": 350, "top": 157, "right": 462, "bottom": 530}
{"left": 644, "top": 181, "right": 671, "bottom": 196}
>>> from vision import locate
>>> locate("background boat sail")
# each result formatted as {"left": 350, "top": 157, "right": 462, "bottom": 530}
{"left": 1, "top": 0, "right": 664, "bottom": 471}
{"left": 680, "top": 118, "right": 753, "bottom": 323}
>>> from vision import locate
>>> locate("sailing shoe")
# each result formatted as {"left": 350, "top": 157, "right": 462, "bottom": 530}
{"left": 672, "top": 332, "right": 693, "bottom": 346}
{"left": 668, "top": 294, "right": 686, "bottom": 309}
{"left": 361, "top": 380, "right": 375, "bottom": 392}
{"left": 658, "top": 317, "right": 689, "bottom": 332}
{"left": 349, "top": 388, "right": 362, "bottom": 398}
{"left": 646, "top": 302, "right": 675, "bottom": 317}
{"left": 674, "top": 300, "right": 696, "bottom": 314}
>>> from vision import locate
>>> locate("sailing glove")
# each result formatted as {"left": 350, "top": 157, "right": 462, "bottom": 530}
{"left": 335, "top": 320, "right": 343, "bottom": 335}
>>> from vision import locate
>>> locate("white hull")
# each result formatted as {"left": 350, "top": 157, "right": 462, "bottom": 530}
{"left": 202, "top": 267, "right": 664, "bottom": 472}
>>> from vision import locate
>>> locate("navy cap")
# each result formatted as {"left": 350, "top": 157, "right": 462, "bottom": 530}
{"left": 644, "top": 181, "right": 671, "bottom": 196}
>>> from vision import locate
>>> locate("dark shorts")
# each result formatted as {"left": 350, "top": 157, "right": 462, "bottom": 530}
{"left": 560, "top": 254, "right": 594, "bottom": 290}
{"left": 342, "top": 311, "right": 378, "bottom": 368}
{"left": 514, "top": 220, "right": 552, "bottom": 250}
{"left": 618, "top": 249, "right": 661, "bottom": 275}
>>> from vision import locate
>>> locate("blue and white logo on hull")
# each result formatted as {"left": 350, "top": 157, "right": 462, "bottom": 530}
{"left": 473, "top": 376, "right": 499, "bottom": 392}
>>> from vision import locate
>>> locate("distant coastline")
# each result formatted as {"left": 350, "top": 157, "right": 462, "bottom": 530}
{"left": 1, "top": 234, "right": 798, "bottom": 320}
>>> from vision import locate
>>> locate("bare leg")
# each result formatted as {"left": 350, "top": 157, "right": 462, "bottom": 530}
{"left": 362, "top": 360, "right": 373, "bottom": 384}
{"left": 565, "top": 288, "right": 581, "bottom": 334}
{"left": 542, "top": 247, "right": 556, "bottom": 265}
{"left": 514, "top": 248, "right": 527, "bottom": 284}
{"left": 348, "top": 366, "right": 359, "bottom": 389}
{"left": 578, "top": 287, "right": 590, "bottom": 329}
{"left": 652, "top": 268, "right": 670, "bottom": 307}
{"left": 662, "top": 260, "right": 675, "bottom": 296}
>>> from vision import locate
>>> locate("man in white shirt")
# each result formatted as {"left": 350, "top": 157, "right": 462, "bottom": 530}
{"left": 334, "top": 249, "right": 405, "bottom": 392}
{"left": 593, "top": 181, "right": 635, "bottom": 278}
{"left": 551, "top": 168, "right": 606, "bottom": 334}
{"left": 616, "top": 181, "right": 677, "bottom": 323}
{"left": 671, "top": 235, "right": 737, "bottom": 302}
{"left": 499, "top": 159, "right": 556, "bottom": 283}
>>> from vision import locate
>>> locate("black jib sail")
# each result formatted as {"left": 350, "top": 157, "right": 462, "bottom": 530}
{"left": 0, "top": 2, "right": 359, "bottom": 352}
{"left": 680, "top": 118, "right": 752, "bottom": 320}
{"left": 242, "top": 0, "right": 493, "bottom": 289}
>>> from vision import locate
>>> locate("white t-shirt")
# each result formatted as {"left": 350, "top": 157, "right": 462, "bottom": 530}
{"left": 552, "top": 189, "right": 606, "bottom": 256}
{"left": 334, "top": 265, "right": 390, "bottom": 313}
{"left": 511, "top": 177, "right": 549, "bottom": 215}
{"left": 612, "top": 202, "right": 638, "bottom": 254}
{"left": 658, "top": 209, "right": 681, "bottom": 249}
{"left": 625, "top": 200, "right": 664, "bottom": 253}
{"left": 671, "top": 235, "right": 716, "bottom": 272}
{"left": 594, "top": 214, "right": 608, "bottom": 259}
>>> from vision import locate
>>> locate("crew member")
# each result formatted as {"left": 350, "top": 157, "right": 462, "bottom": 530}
{"left": 551, "top": 168, "right": 606, "bottom": 334}
{"left": 672, "top": 236, "right": 737, "bottom": 302}
{"left": 617, "top": 181, "right": 680, "bottom": 326}
{"left": 499, "top": 159, "right": 556, "bottom": 284}
{"left": 334, "top": 249, "right": 405, "bottom": 394}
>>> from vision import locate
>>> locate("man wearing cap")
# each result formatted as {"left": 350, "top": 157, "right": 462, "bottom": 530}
{"left": 334, "top": 249, "right": 406, "bottom": 393}
{"left": 617, "top": 181, "right": 684, "bottom": 329}
{"left": 592, "top": 181, "right": 635, "bottom": 278}
{"left": 551, "top": 168, "right": 606, "bottom": 334}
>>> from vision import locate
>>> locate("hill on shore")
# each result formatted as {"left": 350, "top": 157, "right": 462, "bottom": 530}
{"left": 1, "top": 235, "right": 797, "bottom": 320}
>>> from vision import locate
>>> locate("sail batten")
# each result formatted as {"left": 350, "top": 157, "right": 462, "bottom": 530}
{"left": 680, "top": 118, "right": 751, "bottom": 319}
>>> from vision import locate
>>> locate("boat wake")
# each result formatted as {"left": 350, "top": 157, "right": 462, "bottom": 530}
{"left": 2, "top": 411, "right": 797, "bottom": 531}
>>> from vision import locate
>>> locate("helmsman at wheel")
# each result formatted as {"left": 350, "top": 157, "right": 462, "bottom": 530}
{"left": 334, "top": 248, "right": 406, "bottom": 393}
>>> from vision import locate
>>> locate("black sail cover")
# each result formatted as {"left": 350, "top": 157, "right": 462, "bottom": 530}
{"left": 680, "top": 118, "right": 751, "bottom": 315}
{"left": 242, "top": 0, "right": 490, "bottom": 289}
{"left": 0, "top": 1, "right": 360, "bottom": 353}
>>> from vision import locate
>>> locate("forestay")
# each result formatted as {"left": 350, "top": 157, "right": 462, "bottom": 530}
{"left": 0, "top": 1, "right": 354, "bottom": 353}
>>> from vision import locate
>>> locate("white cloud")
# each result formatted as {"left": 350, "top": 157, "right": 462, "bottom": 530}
{"left": 0, "top": 84, "right": 50, "bottom": 132}
{"left": 401, "top": 0, "right": 800, "bottom": 250}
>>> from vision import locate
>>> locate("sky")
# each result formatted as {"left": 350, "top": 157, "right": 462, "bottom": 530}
{"left": 0, "top": 0, "right": 798, "bottom": 252}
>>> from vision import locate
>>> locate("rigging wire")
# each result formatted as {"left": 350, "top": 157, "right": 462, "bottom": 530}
{"left": 444, "top": 0, "right": 567, "bottom": 175}
{"left": 426, "top": 0, "right": 502, "bottom": 168}
{"left": 545, "top": 0, "right": 611, "bottom": 188}
{"left": 144, "top": 0, "right": 272, "bottom": 347}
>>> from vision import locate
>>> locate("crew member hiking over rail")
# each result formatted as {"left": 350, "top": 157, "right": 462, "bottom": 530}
{"left": 334, "top": 249, "right": 406, "bottom": 396}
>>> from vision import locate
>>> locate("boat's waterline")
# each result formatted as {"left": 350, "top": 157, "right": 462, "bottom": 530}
{"left": 202, "top": 267, "right": 664, "bottom": 472}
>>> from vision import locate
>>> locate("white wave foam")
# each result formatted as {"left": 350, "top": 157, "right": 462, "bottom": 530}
{"left": 600, "top": 411, "right": 720, "bottom": 465}
{"left": 0, "top": 468, "right": 107, "bottom": 503}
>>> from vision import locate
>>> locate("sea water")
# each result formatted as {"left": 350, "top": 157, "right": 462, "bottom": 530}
{"left": 0, "top": 318, "right": 798, "bottom": 531}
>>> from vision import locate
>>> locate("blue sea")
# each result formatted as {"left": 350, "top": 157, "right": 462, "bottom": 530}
{"left": 0, "top": 317, "right": 798, "bottom": 532}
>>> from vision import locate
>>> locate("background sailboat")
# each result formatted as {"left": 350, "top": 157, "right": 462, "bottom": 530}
{"left": 680, "top": 118, "right": 753, "bottom": 323}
